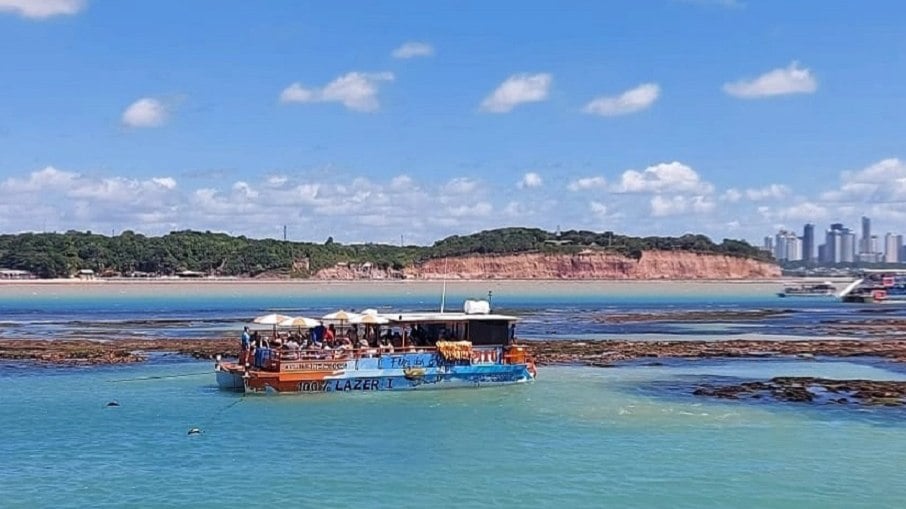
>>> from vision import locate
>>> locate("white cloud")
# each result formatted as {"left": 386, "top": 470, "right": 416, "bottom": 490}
{"left": 503, "top": 201, "right": 525, "bottom": 217}
{"left": 568, "top": 176, "right": 608, "bottom": 192}
{"left": 518, "top": 172, "right": 543, "bottom": 189}
{"left": 480, "top": 73, "right": 552, "bottom": 113}
{"left": 122, "top": 97, "right": 169, "bottom": 128}
{"left": 1, "top": 166, "right": 77, "bottom": 192}
{"left": 583, "top": 83, "right": 660, "bottom": 117}
{"left": 650, "top": 196, "right": 685, "bottom": 217}
{"left": 723, "top": 62, "right": 817, "bottom": 99}
{"left": 650, "top": 195, "right": 714, "bottom": 217}
{"left": 721, "top": 188, "right": 742, "bottom": 202}
{"left": 443, "top": 177, "right": 479, "bottom": 195}
{"left": 391, "top": 42, "right": 434, "bottom": 59}
{"left": 821, "top": 158, "right": 906, "bottom": 203}
{"left": 616, "top": 162, "right": 713, "bottom": 194}
{"left": 389, "top": 175, "right": 417, "bottom": 191}
{"left": 0, "top": 0, "right": 84, "bottom": 18}
{"left": 151, "top": 177, "right": 177, "bottom": 190}
{"left": 745, "top": 184, "right": 790, "bottom": 201}
{"left": 446, "top": 202, "right": 492, "bottom": 218}
{"left": 589, "top": 201, "right": 609, "bottom": 218}
{"left": 266, "top": 175, "right": 288, "bottom": 187}
{"left": 758, "top": 202, "right": 828, "bottom": 221}
{"left": 280, "top": 72, "right": 395, "bottom": 112}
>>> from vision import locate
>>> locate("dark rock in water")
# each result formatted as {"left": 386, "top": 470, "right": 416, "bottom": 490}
{"left": 692, "top": 377, "right": 906, "bottom": 407}
{"left": 106, "top": 401, "right": 120, "bottom": 407}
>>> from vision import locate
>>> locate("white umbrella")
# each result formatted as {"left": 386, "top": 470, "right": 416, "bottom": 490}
{"left": 321, "top": 310, "right": 360, "bottom": 322}
{"left": 351, "top": 313, "right": 389, "bottom": 325}
{"left": 278, "top": 316, "right": 322, "bottom": 328}
{"left": 252, "top": 313, "right": 294, "bottom": 339}
{"left": 253, "top": 313, "right": 294, "bottom": 325}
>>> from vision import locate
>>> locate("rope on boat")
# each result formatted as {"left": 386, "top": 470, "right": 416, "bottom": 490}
{"left": 106, "top": 371, "right": 212, "bottom": 383}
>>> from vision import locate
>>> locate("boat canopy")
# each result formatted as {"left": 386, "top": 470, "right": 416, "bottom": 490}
{"left": 381, "top": 312, "right": 519, "bottom": 323}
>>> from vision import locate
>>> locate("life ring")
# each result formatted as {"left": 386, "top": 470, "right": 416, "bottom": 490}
{"left": 873, "top": 290, "right": 888, "bottom": 301}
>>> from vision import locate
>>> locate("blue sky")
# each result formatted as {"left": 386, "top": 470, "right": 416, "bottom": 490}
{"left": 1, "top": 0, "right": 905, "bottom": 244}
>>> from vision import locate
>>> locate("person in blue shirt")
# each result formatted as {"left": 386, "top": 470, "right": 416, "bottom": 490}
{"left": 311, "top": 324, "right": 325, "bottom": 347}
{"left": 240, "top": 326, "right": 251, "bottom": 365}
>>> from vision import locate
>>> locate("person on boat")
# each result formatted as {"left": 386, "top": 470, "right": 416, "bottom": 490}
{"left": 325, "top": 324, "right": 336, "bottom": 344}
{"left": 310, "top": 323, "right": 325, "bottom": 347}
{"left": 240, "top": 326, "right": 252, "bottom": 365}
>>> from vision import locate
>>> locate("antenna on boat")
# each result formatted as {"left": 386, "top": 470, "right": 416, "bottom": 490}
{"left": 440, "top": 258, "right": 448, "bottom": 313}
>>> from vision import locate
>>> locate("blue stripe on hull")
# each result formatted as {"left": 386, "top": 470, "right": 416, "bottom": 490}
{"left": 217, "top": 349, "right": 535, "bottom": 393}
{"left": 217, "top": 364, "right": 533, "bottom": 393}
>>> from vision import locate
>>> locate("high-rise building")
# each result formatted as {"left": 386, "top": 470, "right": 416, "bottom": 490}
{"left": 860, "top": 216, "right": 871, "bottom": 253}
{"left": 787, "top": 236, "right": 803, "bottom": 261}
{"left": 825, "top": 224, "right": 845, "bottom": 264}
{"left": 842, "top": 230, "right": 856, "bottom": 263}
{"left": 802, "top": 223, "right": 815, "bottom": 263}
{"left": 763, "top": 236, "right": 773, "bottom": 252}
{"left": 774, "top": 230, "right": 802, "bottom": 261}
{"left": 885, "top": 233, "right": 902, "bottom": 264}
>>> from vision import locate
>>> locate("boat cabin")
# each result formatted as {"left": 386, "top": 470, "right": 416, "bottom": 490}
{"left": 243, "top": 304, "right": 522, "bottom": 372}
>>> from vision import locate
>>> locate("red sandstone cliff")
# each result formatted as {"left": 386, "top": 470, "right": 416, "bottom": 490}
{"left": 312, "top": 250, "right": 780, "bottom": 280}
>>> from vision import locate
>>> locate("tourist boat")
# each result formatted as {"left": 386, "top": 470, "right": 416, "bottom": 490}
{"left": 838, "top": 270, "right": 906, "bottom": 303}
{"left": 214, "top": 300, "right": 537, "bottom": 393}
{"left": 776, "top": 282, "right": 837, "bottom": 298}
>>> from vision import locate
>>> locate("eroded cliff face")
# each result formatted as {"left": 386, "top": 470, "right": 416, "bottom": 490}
{"left": 312, "top": 250, "right": 780, "bottom": 280}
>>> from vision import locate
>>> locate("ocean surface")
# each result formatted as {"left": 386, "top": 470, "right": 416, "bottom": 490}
{"left": 2, "top": 281, "right": 906, "bottom": 507}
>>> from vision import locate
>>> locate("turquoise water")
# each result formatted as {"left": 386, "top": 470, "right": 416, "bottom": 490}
{"left": 4, "top": 282, "right": 906, "bottom": 507}
{"left": 2, "top": 360, "right": 906, "bottom": 508}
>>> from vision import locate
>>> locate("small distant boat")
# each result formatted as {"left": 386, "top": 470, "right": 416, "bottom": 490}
{"left": 777, "top": 282, "right": 837, "bottom": 298}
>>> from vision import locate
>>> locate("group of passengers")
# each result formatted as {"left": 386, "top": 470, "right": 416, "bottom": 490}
{"left": 240, "top": 323, "right": 439, "bottom": 363}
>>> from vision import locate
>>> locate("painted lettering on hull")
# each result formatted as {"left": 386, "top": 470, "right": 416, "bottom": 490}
{"left": 282, "top": 361, "right": 348, "bottom": 371}
{"left": 299, "top": 381, "right": 330, "bottom": 392}
{"left": 471, "top": 349, "right": 499, "bottom": 365}
{"left": 332, "top": 378, "right": 382, "bottom": 392}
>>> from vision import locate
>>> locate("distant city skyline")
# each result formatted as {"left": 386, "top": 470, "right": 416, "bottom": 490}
{"left": 1, "top": 2, "right": 905, "bottom": 245}
{"left": 766, "top": 215, "right": 905, "bottom": 265}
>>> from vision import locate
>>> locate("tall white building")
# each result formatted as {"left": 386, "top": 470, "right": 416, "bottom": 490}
{"left": 841, "top": 231, "right": 856, "bottom": 263}
{"left": 885, "top": 233, "right": 902, "bottom": 263}
{"left": 774, "top": 230, "right": 802, "bottom": 261}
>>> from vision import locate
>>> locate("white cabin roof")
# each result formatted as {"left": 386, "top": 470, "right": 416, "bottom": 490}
{"left": 379, "top": 312, "right": 519, "bottom": 323}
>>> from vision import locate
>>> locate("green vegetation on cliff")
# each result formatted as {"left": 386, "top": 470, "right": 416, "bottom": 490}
{"left": 0, "top": 228, "right": 771, "bottom": 279}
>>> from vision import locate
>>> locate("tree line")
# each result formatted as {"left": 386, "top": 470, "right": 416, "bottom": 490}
{"left": 0, "top": 228, "right": 772, "bottom": 279}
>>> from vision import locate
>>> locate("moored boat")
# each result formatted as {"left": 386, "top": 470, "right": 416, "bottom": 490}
{"left": 215, "top": 300, "right": 536, "bottom": 394}
{"left": 776, "top": 282, "right": 837, "bottom": 298}
{"left": 838, "top": 270, "right": 906, "bottom": 303}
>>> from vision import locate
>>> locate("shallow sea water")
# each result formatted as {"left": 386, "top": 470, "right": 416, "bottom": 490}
{"left": 3, "top": 281, "right": 906, "bottom": 507}
{"left": 2, "top": 359, "right": 906, "bottom": 508}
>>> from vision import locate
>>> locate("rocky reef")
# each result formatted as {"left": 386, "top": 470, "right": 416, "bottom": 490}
{"left": 693, "top": 377, "right": 906, "bottom": 406}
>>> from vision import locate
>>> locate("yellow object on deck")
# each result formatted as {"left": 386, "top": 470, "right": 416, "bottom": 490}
{"left": 436, "top": 340, "right": 473, "bottom": 361}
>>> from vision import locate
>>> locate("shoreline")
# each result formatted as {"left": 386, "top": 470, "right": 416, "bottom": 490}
{"left": 0, "top": 277, "right": 784, "bottom": 285}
